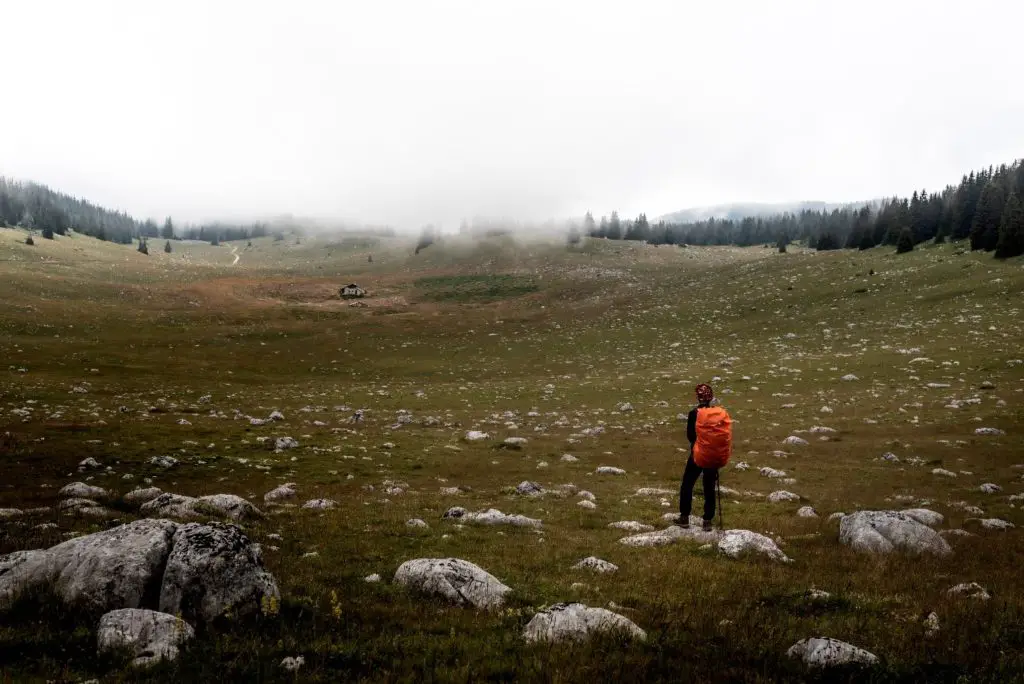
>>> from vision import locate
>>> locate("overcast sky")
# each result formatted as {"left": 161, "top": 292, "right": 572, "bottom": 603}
{"left": 3, "top": 1, "right": 1023, "bottom": 230}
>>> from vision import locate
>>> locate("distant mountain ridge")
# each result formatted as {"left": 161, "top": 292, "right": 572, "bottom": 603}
{"left": 657, "top": 200, "right": 880, "bottom": 224}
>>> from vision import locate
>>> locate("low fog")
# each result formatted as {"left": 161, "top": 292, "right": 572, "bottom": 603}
{"left": 2, "top": 0, "right": 1023, "bottom": 232}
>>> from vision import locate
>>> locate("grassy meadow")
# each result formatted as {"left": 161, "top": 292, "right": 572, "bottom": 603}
{"left": 1, "top": 226, "right": 1022, "bottom": 683}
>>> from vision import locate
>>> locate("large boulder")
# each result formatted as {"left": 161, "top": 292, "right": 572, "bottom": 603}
{"left": 158, "top": 522, "right": 280, "bottom": 624}
{"left": 123, "top": 488, "right": 163, "bottom": 507}
{"left": 264, "top": 483, "right": 297, "bottom": 503}
{"left": 787, "top": 637, "right": 878, "bottom": 668}
{"left": 140, "top": 494, "right": 202, "bottom": 520}
{"left": 196, "top": 494, "right": 264, "bottom": 521}
{"left": 97, "top": 608, "right": 195, "bottom": 667}
{"left": 522, "top": 603, "right": 646, "bottom": 643}
{"left": 718, "top": 530, "right": 792, "bottom": 563}
{"left": 140, "top": 493, "right": 262, "bottom": 522}
{"left": 0, "top": 519, "right": 178, "bottom": 612}
{"left": 839, "top": 511, "right": 951, "bottom": 556}
{"left": 393, "top": 558, "right": 511, "bottom": 609}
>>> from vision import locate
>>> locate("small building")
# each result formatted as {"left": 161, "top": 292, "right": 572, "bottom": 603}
{"left": 340, "top": 283, "right": 366, "bottom": 299}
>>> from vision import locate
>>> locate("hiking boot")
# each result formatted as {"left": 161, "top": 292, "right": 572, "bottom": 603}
{"left": 673, "top": 516, "right": 690, "bottom": 528}
{"left": 702, "top": 519, "right": 714, "bottom": 532}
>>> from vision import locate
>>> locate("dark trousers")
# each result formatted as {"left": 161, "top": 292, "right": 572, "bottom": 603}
{"left": 679, "top": 454, "right": 718, "bottom": 521}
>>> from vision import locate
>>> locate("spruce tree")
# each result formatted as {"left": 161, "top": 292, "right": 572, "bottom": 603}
{"left": 164, "top": 240, "right": 172, "bottom": 253}
{"left": 138, "top": 238, "right": 148, "bottom": 255}
{"left": 995, "top": 191, "right": 1024, "bottom": 259}
{"left": 970, "top": 181, "right": 1004, "bottom": 251}
{"left": 776, "top": 233, "right": 787, "bottom": 253}
{"left": 25, "top": 234, "right": 34, "bottom": 245}
{"left": 896, "top": 227, "right": 915, "bottom": 254}
{"left": 41, "top": 226, "right": 54, "bottom": 240}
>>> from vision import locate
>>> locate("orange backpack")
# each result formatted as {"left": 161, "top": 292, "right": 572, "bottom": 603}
{"left": 693, "top": 406, "right": 732, "bottom": 468}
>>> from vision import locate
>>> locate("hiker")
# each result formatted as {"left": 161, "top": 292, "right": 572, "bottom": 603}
{"left": 677, "top": 383, "right": 732, "bottom": 530}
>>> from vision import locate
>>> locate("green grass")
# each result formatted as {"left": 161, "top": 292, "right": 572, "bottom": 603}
{"left": 0, "top": 227, "right": 1022, "bottom": 682}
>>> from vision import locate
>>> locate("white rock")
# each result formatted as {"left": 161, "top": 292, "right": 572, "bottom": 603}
{"left": 787, "top": 637, "right": 878, "bottom": 668}
{"left": 571, "top": 557, "right": 618, "bottom": 573}
{"left": 607, "top": 521, "right": 655, "bottom": 533}
{"left": 979, "top": 483, "right": 1002, "bottom": 494}
{"left": 618, "top": 524, "right": 718, "bottom": 547}
{"left": 406, "top": 518, "right": 428, "bottom": 528}
{"left": 140, "top": 494, "right": 202, "bottom": 520}
{"left": 947, "top": 582, "right": 991, "bottom": 600}
{"left": 595, "top": 466, "right": 626, "bottom": 475}
{"left": 974, "top": 427, "right": 1005, "bottom": 436}
{"left": 195, "top": 494, "right": 264, "bottom": 521}
{"left": 464, "top": 431, "right": 490, "bottom": 441}
{"left": 827, "top": 512, "right": 846, "bottom": 522}
{"left": 806, "top": 589, "right": 831, "bottom": 601}
{"left": 302, "top": 498, "right": 337, "bottom": 510}
{"left": 616, "top": 402, "right": 635, "bottom": 413}
{"left": 924, "top": 611, "right": 940, "bottom": 636}
{"left": 577, "top": 500, "right": 597, "bottom": 510}
{"left": 149, "top": 455, "right": 178, "bottom": 469}
{"left": 78, "top": 457, "right": 102, "bottom": 470}
{"left": 797, "top": 506, "right": 818, "bottom": 518}
{"left": 0, "top": 509, "right": 25, "bottom": 521}
{"left": 0, "top": 519, "right": 178, "bottom": 612}
{"left": 717, "top": 530, "right": 792, "bottom": 563}
{"left": 783, "top": 436, "right": 809, "bottom": 446}
{"left": 122, "top": 487, "right": 163, "bottom": 506}
{"left": 577, "top": 490, "right": 596, "bottom": 501}
{"left": 504, "top": 437, "right": 528, "bottom": 446}
{"left": 559, "top": 454, "right": 579, "bottom": 462}
{"left": 808, "top": 426, "right": 836, "bottom": 434}
{"left": 363, "top": 573, "right": 382, "bottom": 583}
{"left": 881, "top": 453, "right": 900, "bottom": 463}
{"left": 901, "top": 508, "right": 944, "bottom": 527}
{"left": 264, "top": 483, "right": 297, "bottom": 503}
{"left": 97, "top": 608, "right": 195, "bottom": 668}
{"left": 58, "top": 482, "right": 108, "bottom": 500}
{"left": 840, "top": 374, "right": 859, "bottom": 382}
{"left": 734, "top": 461, "right": 750, "bottom": 471}
{"left": 932, "top": 468, "right": 957, "bottom": 478}
{"left": 394, "top": 558, "right": 510, "bottom": 609}
{"left": 268, "top": 410, "right": 285, "bottom": 421}
{"left": 760, "top": 467, "right": 787, "bottom": 479}
{"left": 159, "top": 522, "right": 280, "bottom": 623}
{"left": 280, "top": 656, "right": 305, "bottom": 672}
{"left": 975, "top": 518, "right": 1014, "bottom": 530}
{"left": 634, "top": 488, "right": 674, "bottom": 496}
{"left": 274, "top": 437, "right": 299, "bottom": 450}
{"left": 839, "top": 511, "right": 952, "bottom": 556}
{"left": 768, "top": 490, "right": 800, "bottom": 503}
{"left": 523, "top": 603, "right": 645, "bottom": 643}
{"left": 515, "top": 481, "right": 544, "bottom": 496}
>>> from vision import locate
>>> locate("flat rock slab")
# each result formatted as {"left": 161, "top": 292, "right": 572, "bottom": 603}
{"left": 394, "top": 558, "right": 511, "bottom": 609}
{"left": 58, "top": 482, "right": 108, "bottom": 500}
{"left": 618, "top": 525, "right": 720, "bottom": 547}
{"left": 523, "top": 603, "right": 646, "bottom": 643}
{"left": 443, "top": 507, "right": 542, "bottom": 528}
{"left": 158, "top": 522, "right": 280, "bottom": 624}
{"left": 97, "top": 608, "right": 195, "bottom": 667}
{"left": 839, "top": 511, "right": 951, "bottom": 556}
{"left": 607, "top": 521, "right": 655, "bottom": 533}
{"left": 140, "top": 493, "right": 263, "bottom": 522}
{"left": 571, "top": 557, "right": 618, "bottom": 573}
{"left": 787, "top": 637, "right": 878, "bottom": 668}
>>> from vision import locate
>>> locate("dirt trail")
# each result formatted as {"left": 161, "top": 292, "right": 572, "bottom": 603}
{"left": 230, "top": 245, "right": 240, "bottom": 265}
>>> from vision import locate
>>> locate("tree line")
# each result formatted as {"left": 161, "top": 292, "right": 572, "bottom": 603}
{"left": 579, "top": 159, "right": 1024, "bottom": 259}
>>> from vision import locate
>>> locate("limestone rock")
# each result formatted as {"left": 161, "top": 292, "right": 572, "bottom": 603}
{"left": 607, "top": 521, "right": 655, "bottom": 532}
{"left": 595, "top": 466, "right": 626, "bottom": 475}
{"left": 58, "top": 482, "right": 108, "bottom": 500}
{"left": 393, "top": 558, "right": 510, "bottom": 609}
{"left": 97, "top": 608, "right": 195, "bottom": 667}
{"left": 947, "top": 582, "right": 991, "bottom": 600}
{"left": 523, "top": 603, "right": 645, "bottom": 643}
{"left": 123, "top": 488, "right": 163, "bottom": 507}
{"left": 768, "top": 490, "right": 800, "bottom": 503}
{"left": 571, "top": 557, "right": 618, "bottom": 573}
{"left": 158, "top": 522, "right": 280, "bottom": 624}
{"left": 787, "top": 637, "right": 878, "bottom": 668}
{"left": 264, "top": 483, "right": 297, "bottom": 503}
{"left": 839, "top": 511, "right": 951, "bottom": 556}
{"left": 717, "top": 530, "right": 792, "bottom": 563}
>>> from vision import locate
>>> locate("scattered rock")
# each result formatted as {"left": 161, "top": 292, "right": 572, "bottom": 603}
{"left": 717, "top": 530, "right": 792, "bottom": 563}
{"left": 839, "top": 511, "right": 951, "bottom": 556}
{"left": 607, "top": 521, "right": 655, "bottom": 533}
{"left": 768, "top": 490, "right": 800, "bottom": 503}
{"left": 394, "top": 558, "right": 511, "bottom": 609}
{"left": 123, "top": 488, "right": 163, "bottom": 506}
{"left": 787, "top": 637, "right": 878, "bottom": 668}
{"left": 280, "top": 656, "right": 305, "bottom": 672}
{"left": 595, "top": 466, "right": 626, "bottom": 475}
{"left": 406, "top": 518, "right": 428, "bottom": 528}
{"left": 274, "top": 437, "right": 299, "bottom": 451}
{"left": 364, "top": 574, "right": 381, "bottom": 583}
{"left": 97, "top": 608, "right": 195, "bottom": 668}
{"left": 979, "top": 483, "right": 1002, "bottom": 494}
{"left": 515, "top": 481, "right": 544, "bottom": 496}
{"left": 577, "top": 500, "right": 597, "bottom": 510}
{"left": 797, "top": 506, "right": 818, "bottom": 518}
{"left": 840, "top": 374, "right": 860, "bottom": 382}
{"left": 523, "top": 603, "right": 645, "bottom": 643}
{"left": 974, "top": 427, "right": 1004, "bottom": 436}
{"left": 972, "top": 518, "right": 1014, "bottom": 530}
{"left": 442, "top": 507, "right": 542, "bottom": 528}
{"left": 924, "top": 611, "right": 940, "bottom": 636}
{"left": 618, "top": 524, "right": 718, "bottom": 547}
{"left": 782, "top": 436, "right": 808, "bottom": 446}
{"left": 947, "top": 582, "right": 991, "bottom": 600}
{"left": 901, "top": 508, "right": 944, "bottom": 527}
{"left": 78, "top": 458, "right": 101, "bottom": 470}
{"left": 464, "top": 431, "right": 490, "bottom": 441}
{"left": 302, "top": 498, "right": 337, "bottom": 510}
{"left": 0, "top": 509, "right": 25, "bottom": 521}
{"left": 932, "top": 468, "right": 957, "bottom": 478}
{"left": 264, "top": 483, "right": 297, "bottom": 503}
{"left": 58, "top": 482, "right": 108, "bottom": 500}
{"left": 149, "top": 456, "right": 178, "bottom": 469}
{"left": 760, "top": 467, "right": 788, "bottom": 479}
{"left": 572, "top": 557, "right": 618, "bottom": 573}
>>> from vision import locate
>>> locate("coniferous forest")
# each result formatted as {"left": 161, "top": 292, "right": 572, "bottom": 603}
{"left": 2, "top": 159, "right": 1023, "bottom": 259}
{"left": 583, "top": 159, "right": 1024, "bottom": 259}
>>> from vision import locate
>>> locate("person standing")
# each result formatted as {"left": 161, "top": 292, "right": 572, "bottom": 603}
{"left": 676, "top": 383, "right": 732, "bottom": 531}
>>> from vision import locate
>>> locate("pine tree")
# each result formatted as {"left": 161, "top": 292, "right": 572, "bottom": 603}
{"left": 137, "top": 238, "right": 148, "bottom": 255}
{"left": 41, "top": 226, "right": 54, "bottom": 239}
{"left": 896, "top": 227, "right": 915, "bottom": 254}
{"left": 211, "top": 235, "right": 220, "bottom": 247}
{"left": 970, "top": 181, "right": 1004, "bottom": 251}
{"left": 608, "top": 211, "right": 622, "bottom": 240}
{"left": 161, "top": 217, "right": 174, "bottom": 239}
{"left": 995, "top": 191, "right": 1024, "bottom": 259}
{"left": 582, "top": 211, "right": 596, "bottom": 237}
{"left": 567, "top": 223, "right": 582, "bottom": 245}
{"left": 25, "top": 234, "right": 34, "bottom": 245}
{"left": 164, "top": 240, "right": 172, "bottom": 253}
{"left": 776, "top": 233, "right": 787, "bottom": 253}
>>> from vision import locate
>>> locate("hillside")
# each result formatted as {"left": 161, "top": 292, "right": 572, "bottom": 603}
{"left": 0, "top": 228, "right": 1022, "bottom": 682}
{"left": 657, "top": 200, "right": 876, "bottom": 224}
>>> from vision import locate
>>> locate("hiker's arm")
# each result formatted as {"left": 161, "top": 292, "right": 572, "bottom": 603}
{"left": 686, "top": 408, "right": 697, "bottom": 445}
